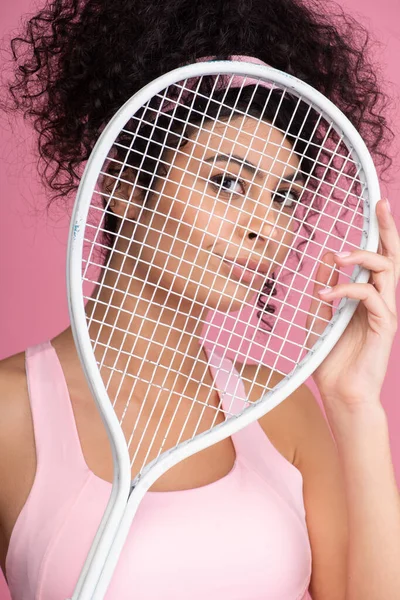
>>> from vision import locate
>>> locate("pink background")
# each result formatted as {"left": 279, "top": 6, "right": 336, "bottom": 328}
{"left": 0, "top": 0, "right": 399, "bottom": 597}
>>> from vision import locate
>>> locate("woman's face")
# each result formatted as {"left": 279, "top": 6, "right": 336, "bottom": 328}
{"left": 121, "top": 114, "right": 304, "bottom": 314}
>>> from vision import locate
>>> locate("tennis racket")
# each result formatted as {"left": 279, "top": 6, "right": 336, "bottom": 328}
{"left": 66, "top": 57, "right": 380, "bottom": 599}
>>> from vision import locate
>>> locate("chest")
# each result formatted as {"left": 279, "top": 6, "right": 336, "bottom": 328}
{"left": 7, "top": 454, "right": 311, "bottom": 600}
{"left": 71, "top": 383, "right": 239, "bottom": 491}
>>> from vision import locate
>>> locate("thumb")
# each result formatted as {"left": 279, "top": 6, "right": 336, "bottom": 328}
{"left": 305, "top": 252, "right": 338, "bottom": 349}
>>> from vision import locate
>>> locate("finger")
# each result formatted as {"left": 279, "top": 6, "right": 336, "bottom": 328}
{"left": 333, "top": 248, "right": 397, "bottom": 314}
{"left": 306, "top": 253, "right": 338, "bottom": 346}
{"left": 376, "top": 199, "right": 400, "bottom": 280}
{"left": 318, "top": 282, "right": 397, "bottom": 334}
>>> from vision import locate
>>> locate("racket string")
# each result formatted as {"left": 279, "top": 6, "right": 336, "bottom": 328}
{"left": 80, "top": 70, "right": 371, "bottom": 478}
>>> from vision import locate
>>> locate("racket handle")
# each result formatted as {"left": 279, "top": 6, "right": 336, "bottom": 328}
{"left": 78, "top": 483, "right": 146, "bottom": 599}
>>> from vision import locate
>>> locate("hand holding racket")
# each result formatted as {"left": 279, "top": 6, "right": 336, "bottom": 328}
{"left": 306, "top": 199, "right": 399, "bottom": 406}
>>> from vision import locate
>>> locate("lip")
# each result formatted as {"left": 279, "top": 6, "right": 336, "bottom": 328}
{"left": 221, "top": 258, "right": 269, "bottom": 285}
{"left": 225, "top": 257, "right": 270, "bottom": 274}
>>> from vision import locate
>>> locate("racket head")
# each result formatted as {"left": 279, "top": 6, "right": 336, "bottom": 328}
{"left": 67, "top": 59, "right": 380, "bottom": 486}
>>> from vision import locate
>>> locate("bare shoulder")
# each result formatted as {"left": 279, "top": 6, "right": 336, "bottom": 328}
{"left": 0, "top": 349, "right": 29, "bottom": 404}
{"left": 237, "top": 361, "right": 308, "bottom": 464}
{"left": 0, "top": 350, "right": 33, "bottom": 441}
{"left": 0, "top": 351, "right": 33, "bottom": 451}
{"left": 0, "top": 351, "right": 36, "bottom": 569}
{"left": 237, "top": 361, "right": 333, "bottom": 461}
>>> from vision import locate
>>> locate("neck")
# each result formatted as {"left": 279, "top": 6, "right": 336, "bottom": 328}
{"left": 82, "top": 256, "right": 211, "bottom": 385}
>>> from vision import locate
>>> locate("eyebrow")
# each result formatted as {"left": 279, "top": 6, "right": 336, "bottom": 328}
{"left": 205, "top": 153, "right": 306, "bottom": 185}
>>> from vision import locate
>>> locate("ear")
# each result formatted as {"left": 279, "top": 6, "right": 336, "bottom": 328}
{"left": 103, "top": 168, "right": 144, "bottom": 221}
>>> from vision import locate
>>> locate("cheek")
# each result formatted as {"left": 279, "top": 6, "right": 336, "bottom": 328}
{"left": 143, "top": 200, "right": 217, "bottom": 265}
{"left": 158, "top": 165, "right": 233, "bottom": 241}
{"left": 165, "top": 186, "right": 224, "bottom": 243}
{"left": 275, "top": 219, "right": 296, "bottom": 260}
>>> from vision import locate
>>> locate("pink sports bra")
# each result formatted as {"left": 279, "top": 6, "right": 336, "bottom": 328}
{"left": 6, "top": 341, "right": 312, "bottom": 599}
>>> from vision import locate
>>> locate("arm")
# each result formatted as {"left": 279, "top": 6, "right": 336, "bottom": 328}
{"left": 0, "top": 352, "right": 37, "bottom": 575}
{"left": 326, "top": 402, "right": 400, "bottom": 600}
{"left": 290, "top": 383, "right": 400, "bottom": 600}
{"left": 305, "top": 198, "right": 400, "bottom": 599}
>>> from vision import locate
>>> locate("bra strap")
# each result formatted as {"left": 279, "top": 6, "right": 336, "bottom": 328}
{"left": 203, "top": 344, "right": 251, "bottom": 417}
{"left": 25, "top": 341, "right": 88, "bottom": 476}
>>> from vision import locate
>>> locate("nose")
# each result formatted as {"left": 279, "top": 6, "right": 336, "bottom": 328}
{"left": 242, "top": 202, "right": 281, "bottom": 248}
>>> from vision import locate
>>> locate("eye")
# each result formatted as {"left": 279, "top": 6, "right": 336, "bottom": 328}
{"left": 210, "top": 174, "right": 245, "bottom": 196}
{"left": 273, "top": 188, "right": 300, "bottom": 209}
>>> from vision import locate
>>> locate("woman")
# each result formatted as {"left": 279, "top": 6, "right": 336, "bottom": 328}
{"left": 1, "top": 0, "right": 400, "bottom": 599}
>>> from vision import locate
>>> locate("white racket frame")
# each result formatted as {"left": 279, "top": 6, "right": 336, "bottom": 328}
{"left": 66, "top": 60, "right": 380, "bottom": 599}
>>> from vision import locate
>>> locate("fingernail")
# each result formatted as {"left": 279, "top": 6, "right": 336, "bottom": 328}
{"left": 386, "top": 199, "right": 391, "bottom": 214}
{"left": 335, "top": 251, "right": 351, "bottom": 258}
{"left": 318, "top": 286, "right": 333, "bottom": 295}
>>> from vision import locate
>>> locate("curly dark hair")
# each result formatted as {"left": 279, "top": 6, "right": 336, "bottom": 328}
{"left": 7, "top": 0, "right": 393, "bottom": 193}
{"left": 5, "top": 0, "right": 394, "bottom": 329}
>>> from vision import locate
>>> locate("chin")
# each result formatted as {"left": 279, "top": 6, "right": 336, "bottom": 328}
{"left": 203, "top": 285, "right": 257, "bottom": 314}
